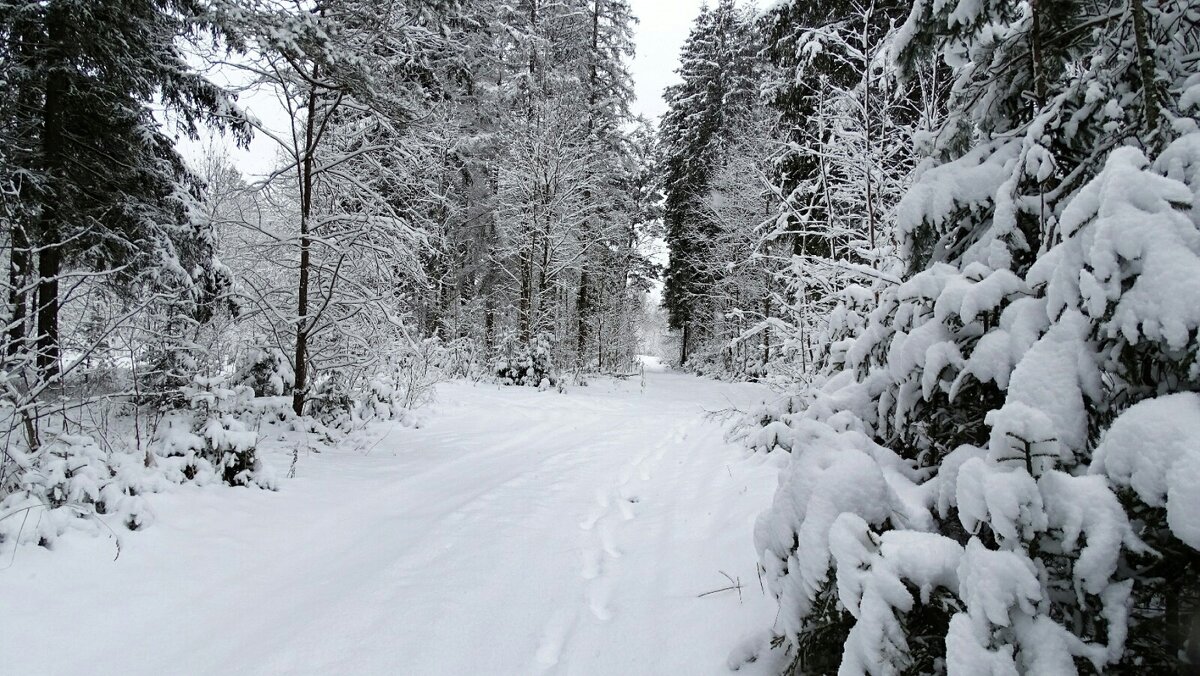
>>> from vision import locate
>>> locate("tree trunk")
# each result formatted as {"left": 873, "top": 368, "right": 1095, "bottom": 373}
{"left": 519, "top": 246, "right": 533, "bottom": 343}
{"left": 576, "top": 268, "right": 588, "bottom": 367}
{"left": 292, "top": 65, "right": 320, "bottom": 418}
{"left": 680, "top": 322, "right": 689, "bottom": 365}
{"left": 484, "top": 301, "right": 495, "bottom": 353}
{"left": 35, "top": 6, "right": 68, "bottom": 380}
{"left": 35, "top": 234, "right": 59, "bottom": 378}
{"left": 7, "top": 14, "right": 38, "bottom": 364}
{"left": 536, "top": 216, "right": 551, "bottom": 335}
{"left": 762, "top": 295, "right": 771, "bottom": 364}
{"left": 1130, "top": 0, "right": 1160, "bottom": 135}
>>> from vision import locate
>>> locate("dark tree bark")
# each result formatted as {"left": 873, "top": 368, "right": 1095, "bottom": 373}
{"left": 292, "top": 63, "right": 320, "bottom": 417}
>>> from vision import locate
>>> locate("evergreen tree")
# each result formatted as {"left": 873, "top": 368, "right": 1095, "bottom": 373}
{"left": 743, "top": 0, "right": 1200, "bottom": 671}
{"left": 0, "top": 0, "right": 250, "bottom": 383}
{"left": 894, "top": 0, "right": 1199, "bottom": 275}
{"left": 659, "top": 0, "right": 757, "bottom": 364}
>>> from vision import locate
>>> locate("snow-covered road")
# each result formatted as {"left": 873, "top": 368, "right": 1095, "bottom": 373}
{"left": 1, "top": 370, "right": 789, "bottom": 675}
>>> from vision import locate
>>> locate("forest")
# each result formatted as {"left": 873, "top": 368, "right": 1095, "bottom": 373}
{"left": 2, "top": 0, "right": 1200, "bottom": 674}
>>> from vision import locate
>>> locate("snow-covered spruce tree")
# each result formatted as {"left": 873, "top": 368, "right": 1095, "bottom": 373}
{"left": 231, "top": 338, "right": 293, "bottom": 398}
{"left": 743, "top": 0, "right": 1200, "bottom": 673}
{"left": 573, "top": 0, "right": 640, "bottom": 372}
{"left": 659, "top": 0, "right": 760, "bottom": 366}
{"left": 176, "top": 375, "right": 272, "bottom": 487}
{"left": 495, "top": 331, "right": 556, "bottom": 388}
{"left": 0, "top": 0, "right": 249, "bottom": 380}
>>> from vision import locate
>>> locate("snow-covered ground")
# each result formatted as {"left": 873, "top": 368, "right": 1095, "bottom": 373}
{"left": 1, "top": 370, "right": 790, "bottom": 675}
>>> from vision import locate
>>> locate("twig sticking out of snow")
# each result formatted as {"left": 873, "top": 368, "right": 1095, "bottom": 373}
{"left": 698, "top": 570, "right": 744, "bottom": 603}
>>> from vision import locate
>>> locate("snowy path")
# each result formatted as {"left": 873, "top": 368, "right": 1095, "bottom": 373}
{"left": 1, "top": 371, "right": 788, "bottom": 675}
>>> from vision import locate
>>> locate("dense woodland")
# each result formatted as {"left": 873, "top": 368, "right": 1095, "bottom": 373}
{"left": 2, "top": 0, "right": 1200, "bottom": 673}
{"left": 657, "top": 0, "right": 1200, "bottom": 673}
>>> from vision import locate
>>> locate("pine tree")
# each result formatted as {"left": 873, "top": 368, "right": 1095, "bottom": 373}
{"left": 893, "top": 0, "right": 1199, "bottom": 275}
{"left": 659, "top": 0, "right": 758, "bottom": 364}
{"left": 0, "top": 0, "right": 251, "bottom": 385}
{"left": 575, "top": 0, "right": 636, "bottom": 370}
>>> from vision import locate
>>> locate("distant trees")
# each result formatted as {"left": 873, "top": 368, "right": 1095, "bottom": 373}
{"left": 658, "top": 0, "right": 759, "bottom": 366}
{"left": 414, "top": 0, "right": 652, "bottom": 377}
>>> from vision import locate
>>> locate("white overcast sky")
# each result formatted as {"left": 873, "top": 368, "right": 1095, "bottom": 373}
{"left": 628, "top": 0, "right": 710, "bottom": 121}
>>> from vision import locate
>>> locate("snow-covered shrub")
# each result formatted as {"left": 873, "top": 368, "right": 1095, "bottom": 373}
{"left": 304, "top": 338, "right": 457, "bottom": 427}
{"left": 495, "top": 332, "right": 556, "bottom": 388}
{"left": 0, "top": 434, "right": 154, "bottom": 550}
{"left": 231, "top": 339, "right": 293, "bottom": 397}
{"left": 305, "top": 372, "right": 355, "bottom": 427}
{"left": 389, "top": 338, "right": 446, "bottom": 410}
{"left": 744, "top": 135, "right": 1200, "bottom": 673}
{"left": 436, "top": 336, "right": 485, "bottom": 381}
{"left": 159, "top": 375, "right": 273, "bottom": 488}
{"left": 0, "top": 374, "right": 276, "bottom": 553}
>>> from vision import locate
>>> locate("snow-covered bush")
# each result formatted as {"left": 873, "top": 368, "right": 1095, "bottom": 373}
{"left": 390, "top": 338, "right": 449, "bottom": 410}
{"left": 350, "top": 342, "right": 438, "bottom": 424}
{"left": 303, "top": 337, "right": 460, "bottom": 427}
{"left": 495, "top": 332, "right": 556, "bottom": 388}
{"left": 231, "top": 340, "right": 293, "bottom": 397}
{"left": 435, "top": 336, "right": 486, "bottom": 381}
{"left": 743, "top": 134, "right": 1200, "bottom": 673}
{"left": 158, "top": 375, "right": 274, "bottom": 488}
{"left": 0, "top": 434, "right": 155, "bottom": 550}
{"left": 302, "top": 372, "right": 355, "bottom": 428}
{"left": 0, "top": 364, "right": 279, "bottom": 553}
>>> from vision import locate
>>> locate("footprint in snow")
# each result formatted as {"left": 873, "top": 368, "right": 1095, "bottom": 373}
{"left": 598, "top": 521, "right": 621, "bottom": 558}
{"left": 580, "top": 546, "right": 602, "bottom": 580}
{"left": 588, "top": 579, "right": 614, "bottom": 621}
{"left": 617, "top": 497, "right": 637, "bottom": 521}
{"left": 534, "top": 609, "right": 575, "bottom": 670}
{"left": 578, "top": 509, "right": 601, "bottom": 531}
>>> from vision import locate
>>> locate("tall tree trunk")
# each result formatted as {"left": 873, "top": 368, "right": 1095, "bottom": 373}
{"left": 680, "top": 322, "right": 689, "bottom": 365}
{"left": 536, "top": 215, "right": 551, "bottom": 335}
{"left": 484, "top": 300, "right": 495, "bottom": 353}
{"left": 36, "top": 7, "right": 68, "bottom": 380}
{"left": 595, "top": 281, "right": 604, "bottom": 370}
{"left": 519, "top": 245, "right": 533, "bottom": 343}
{"left": 292, "top": 65, "right": 320, "bottom": 417}
{"left": 573, "top": 0, "right": 604, "bottom": 369}
{"left": 862, "top": 33, "right": 877, "bottom": 255}
{"left": 8, "top": 14, "right": 38, "bottom": 364}
{"left": 576, "top": 268, "right": 588, "bottom": 367}
{"left": 762, "top": 294, "right": 771, "bottom": 365}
